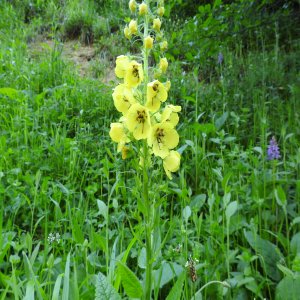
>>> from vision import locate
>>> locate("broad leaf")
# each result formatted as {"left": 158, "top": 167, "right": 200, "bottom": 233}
{"left": 95, "top": 273, "right": 121, "bottom": 300}
{"left": 117, "top": 262, "right": 143, "bottom": 298}
{"left": 225, "top": 201, "right": 238, "bottom": 220}
{"left": 153, "top": 262, "right": 184, "bottom": 288}
{"left": 275, "top": 275, "right": 300, "bottom": 300}
{"left": 166, "top": 271, "right": 185, "bottom": 300}
{"left": 244, "top": 231, "right": 283, "bottom": 281}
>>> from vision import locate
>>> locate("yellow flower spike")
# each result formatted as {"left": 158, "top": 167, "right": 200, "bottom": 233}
{"left": 147, "top": 122, "right": 179, "bottom": 159}
{"left": 160, "top": 41, "right": 168, "bottom": 51}
{"left": 129, "top": 0, "right": 137, "bottom": 12}
{"left": 109, "top": 122, "right": 130, "bottom": 152}
{"left": 126, "top": 103, "right": 151, "bottom": 140}
{"left": 144, "top": 36, "right": 153, "bottom": 49}
{"left": 161, "top": 104, "right": 181, "bottom": 127}
{"left": 159, "top": 57, "right": 168, "bottom": 73}
{"left": 157, "top": 6, "right": 165, "bottom": 17}
{"left": 112, "top": 84, "right": 136, "bottom": 114}
{"left": 153, "top": 18, "right": 161, "bottom": 31}
{"left": 163, "top": 150, "right": 181, "bottom": 179}
{"left": 129, "top": 19, "right": 138, "bottom": 35}
{"left": 146, "top": 80, "right": 168, "bottom": 112}
{"left": 115, "top": 55, "right": 130, "bottom": 78}
{"left": 139, "top": 2, "right": 148, "bottom": 15}
{"left": 124, "top": 60, "right": 144, "bottom": 88}
{"left": 124, "top": 26, "right": 131, "bottom": 39}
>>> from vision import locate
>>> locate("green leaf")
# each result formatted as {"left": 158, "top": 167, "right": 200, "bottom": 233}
{"left": 0, "top": 87, "right": 19, "bottom": 99}
{"left": 117, "top": 262, "right": 143, "bottom": 298}
{"left": 223, "top": 192, "right": 231, "bottom": 207}
{"left": 138, "top": 247, "right": 146, "bottom": 269}
{"left": 153, "top": 262, "right": 184, "bottom": 288}
{"left": 95, "top": 273, "right": 121, "bottom": 300}
{"left": 191, "top": 289, "right": 203, "bottom": 300}
{"left": 291, "top": 232, "right": 300, "bottom": 255}
{"left": 166, "top": 271, "right": 185, "bottom": 300}
{"left": 244, "top": 231, "right": 283, "bottom": 281}
{"left": 215, "top": 112, "right": 228, "bottom": 130}
{"left": 24, "top": 281, "right": 35, "bottom": 300}
{"left": 51, "top": 274, "right": 63, "bottom": 300}
{"left": 277, "top": 264, "right": 294, "bottom": 278}
{"left": 225, "top": 201, "right": 238, "bottom": 220}
{"left": 291, "top": 217, "right": 300, "bottom": 227}
{"left": 275, "top": 275, "right": 300, "bottom": 300}
{"left": 97, "top": 199, "right": 108, "bottom": 220}
{"left": 22, "top": 252, "right": 46, "bottom": 300}
{"left": 62, "top": 252, "right": 71, "bottom": 300}
{"left": 192, "top": 123, "right": 216, "bottom": 134}
{"left": 275, "top": 186, "right": 287, "bottom": 209}
{"left": 182, "top": 206, "right": 191, "bottom": 223}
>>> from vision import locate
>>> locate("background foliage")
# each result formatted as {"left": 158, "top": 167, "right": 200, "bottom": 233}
{"left": 0, "top": 0, "right": 299, "bottom": 299}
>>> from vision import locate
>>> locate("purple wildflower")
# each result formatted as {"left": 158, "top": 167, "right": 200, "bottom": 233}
{"left": 218, "top": 52, "right": 223, "bottom": 64}
{"left": 267, "top": 136, "right": 281, "bottom": 160}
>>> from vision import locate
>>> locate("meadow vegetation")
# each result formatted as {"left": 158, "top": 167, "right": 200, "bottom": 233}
{"left": 0, "top": 0, "right": 299, "bottom": 299}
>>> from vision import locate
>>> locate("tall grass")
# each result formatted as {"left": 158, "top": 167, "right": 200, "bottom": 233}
{"left": 0, "top": 0, "right": 299, "bottom": 299}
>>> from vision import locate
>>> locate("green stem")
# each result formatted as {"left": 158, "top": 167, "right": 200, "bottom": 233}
{"left": 143, "top": 2, "right": 152, "bottom": 299}
{"left": 198, "top": 280, "right": 230, "bottom": 294}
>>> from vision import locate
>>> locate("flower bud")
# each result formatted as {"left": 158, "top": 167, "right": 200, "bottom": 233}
{"left": 144, "top": 36, "right": 153, "bottom": 49}
{"left": 121, "top": 146, "right": 129, "bottom": 159}
{"left": 124, "top": 26, "right": 131, "bottom": 39}
{"left": 159, "top": 57, "right": 168, "bottom": 73}
{"left": 165, "top": 80, "right": 171, "bottom": 92}
{"left": 153, "top": 18, "right": 162, "bottom": 31}
{"left": 157, "top": 6, "right": 165, "bottom": 17}
{"left": 160, "top": 40, "right": 168, "bottom": 51}
{"left": 139, "top": 2, "right": 148, "bottom": 15}
{"left": 129, "top": 20, "right": 138, "bottom": 35}
{"left": 129, "top": 0, "right": 137, "bottom": 12}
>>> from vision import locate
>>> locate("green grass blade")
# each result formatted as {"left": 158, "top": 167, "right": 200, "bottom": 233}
{"left": 62, "top": 252, "right": 71, "bottom": 300}
{"left": 24, "top": 280, "right": 35, "bottom": 300}
{"left": 51, "top": 274, "right": 63, "bottom": 300}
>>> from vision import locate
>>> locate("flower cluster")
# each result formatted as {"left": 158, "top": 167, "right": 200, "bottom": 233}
{"left": 109, "top": 0, "right": 181, "bottom": 179}
{"left": 47, "top": 232, "right": 61, "bottom": 244}
{"left": 267, "top": 136, "right": 281, "bottom": 160}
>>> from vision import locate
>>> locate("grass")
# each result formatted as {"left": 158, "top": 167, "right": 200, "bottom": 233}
{"left": 0, "top": 0, "right": 300, "bottom": 299}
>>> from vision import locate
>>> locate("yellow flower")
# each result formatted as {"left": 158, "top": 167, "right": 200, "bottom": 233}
{"left": 124, "top": 26, "right": 131, "bottom": 39}
{"left": 147, "top": 122, "right": 179, "bottom": 159}
{"left": 139, "top": 2, "right": 148, "bottom": 15}
{"left": 144, "top": 36, "right": 153, "bottom": 49}
{"left": 115, "top": 55, "right": 130, "bottom": 78}
{"left": 159, "top": 57, "right": 168, "bottom": 73}
{"left": 129, "top": 0, "right": 137, "bottom": 12}
{"left": 146, "top": 80, "right": 168, "bottom": 112}
{"left": 129, "top": 20, "right": 138, "bottom": 35}
{"left": 126, "top": 103, "right": 151, "bottom": 140}
{"left": 161, "top": 105, "right": 181, "bottom": 127}
{"left": 160, "top": 41, "right": 168, "bottom": 51}
{"left": 125, "top": 60, "right": 144, "bottom": 88}
{"left": 112, "top": 84, "right": 136, "bottom": 114}
{"left": 163, "top": 151, "right": 181, "bottom": 179}
{"left": 153, "top": 18, "right": 161, "bottom": 31}
{"left": 164, "top": 80, "right": 171, "bottom": 92}
{"left": 121, "top": 146, "right": 130, "bottom": 159}
{"left": 157, "top": 6, "right": 165, "bottom": 17}
{"left": 109, "top": 122, "right": 130, "bottom": 152}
